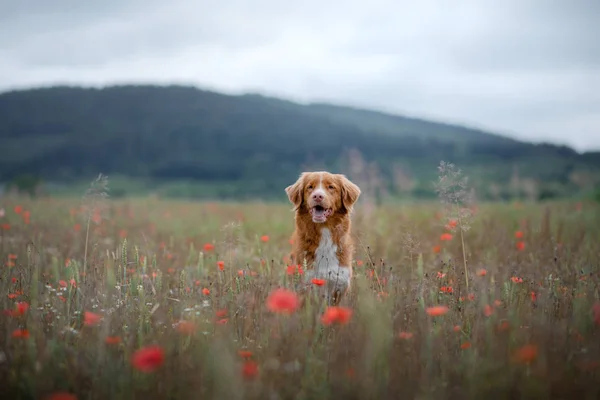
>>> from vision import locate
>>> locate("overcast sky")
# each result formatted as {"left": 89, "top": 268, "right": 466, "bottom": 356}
{"left": 1, "top": 0, "right": 599, "bottom": 151}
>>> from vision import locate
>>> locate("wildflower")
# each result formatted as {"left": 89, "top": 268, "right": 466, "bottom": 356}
{"left": 91, "top": 213, "right": 102, "bottom": 224}
{"left": 59, "top": 280, "right": 67, "bottom": 288}
{"left": 476, "top": 268, "right": 487, "bottom": 276}
{"left": 44, "top": 392, "right": 78, "bottom": 400}
{"left": 321, "top": 306, "right": 353, "bottom": 326}
{"left": 175, "top": 320, "right": 197, "bottom": 335}
{"left": 84, "top": 311, "right": 102, "bottom": 326}
{"left": 286, "top": 265, "right": 304, "bottom": 275}
{"left": 453, "top": 325, "right": 461, "bottom": 332}
{"left": 497, "top": 320, "right": 510, "bottom": 332}
{"left": 14, "top": 205, "right": 23, "bottom": 214}
{"left": 12, "top": 329, "right": 30, "bottom": 339}
{"left": 398, "top": 331, "right": 413, "bottom": 340}
{"left": 446, "top": 219, "right": 458, "bottom": 230}
{"left": 203, "top": 243, "right": 215, "bottom": 252}
{"left": 592, "top": 303, "right": 600, "bottom": 326}
{"left": 461, "top": 342, "right": 471, "bottom": 349}
{"left": 260, "top": 235, "right": 269, "bottom": 242}
{"left": 436, "top": 271, "right": 446, "bottom": 279}
{"left": 515, "top": 231, "right": 524, "bottom": 239}
{"left": 131, "top": 346, "right": 165, "bottom": 373}
{"left": 311, "top": 278, "right": 326, "bottom": 286}
{"left": 483, "top": 304, "right": 494, "bottom": 317}
{"left": 16, "top": 302, "right": 29, "bottom": 315}
{"left": 426, "top": 305, "right": 449, "bottom": 317}
{"left": 242, "top": 360, "right": 259, "bottom": 379}
{"left": 440, "top": 233, "right": 453, "bottom": 241}
{"left": 432, "top": 245, "right": 441, "bottom": 253}
{"left": 105, "top": 336, "right": 122, "bottom": 345}
{"left": 516, "top": 241, "right": 525, "bottom": 251}
{"left": 1, "top": 223, "right": 10, "bottom": 230}
{"left": 8, "top": 254, "right": 17, "bottom": 260}
{"left": 202, "top": 288, "right": 210, "bottom": 296}
{"left": 238, "top": 350, "right": 253, "bottom": 359}
{"left": 440, "top": 286, "right": 453, "bottom": 294}
{"left": 356, "top": 260, "right": 364, "bottom": 266}
{"left": 216, "top": 318, "right": 228, "bottom": 324}
{"left": 512, "top": 344, "right": 538, "bottom": 364}
{"left": 217, "top": 261, "right": 225, "bottom": 271}
{"left": 266, "top": 288, "right": 299, "bottom": 314}
{"left": 215, "top": 309, "right": 228, "bottom": 318}
{"left": 511, "top": 276, "right": 523, "bottom": 283}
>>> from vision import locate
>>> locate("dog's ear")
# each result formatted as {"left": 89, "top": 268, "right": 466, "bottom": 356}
{"left": 338, "top": 174, "right": 361, "bottom": 212}
{"left": 285, "top": 173, "right": 307, "bottom": 210}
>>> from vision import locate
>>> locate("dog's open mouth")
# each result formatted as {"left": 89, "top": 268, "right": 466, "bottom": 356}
{"left": 310, "top": 205, "right": 333, "bottom": 223}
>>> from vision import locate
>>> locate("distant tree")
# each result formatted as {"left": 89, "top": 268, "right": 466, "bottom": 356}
{"left": 7, "top": 174, "right": 43, "bottom": 197}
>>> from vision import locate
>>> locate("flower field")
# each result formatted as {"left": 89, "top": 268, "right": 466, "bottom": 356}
{"left": 1, "top": 190, "right": 599, "bottom": 399}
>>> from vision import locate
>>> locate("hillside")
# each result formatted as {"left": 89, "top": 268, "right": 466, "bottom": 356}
{"left": 0, "top": 85, "right": 598, "bottom": 200}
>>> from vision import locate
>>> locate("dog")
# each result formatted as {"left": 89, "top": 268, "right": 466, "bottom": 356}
{"left": 285, "top": 171, "right": 361, "bottom": 305}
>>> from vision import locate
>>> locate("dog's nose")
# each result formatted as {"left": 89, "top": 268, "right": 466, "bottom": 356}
{"left": 312, "top": 192, "right": 324, "bottom": 202}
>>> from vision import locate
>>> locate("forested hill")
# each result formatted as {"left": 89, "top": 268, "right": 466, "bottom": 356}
{"left": 0, "top": 85, "right": 598, "bottom": 200}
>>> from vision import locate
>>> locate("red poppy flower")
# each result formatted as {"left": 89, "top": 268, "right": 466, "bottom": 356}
{"left": 105, "top": 336, "right": 122, "bottom": 345}
{"left": 131, "top": 346, "right": 165, "bottom": 373}
{"left": 266, "top": 288, "right": 299, "bottom": 314}
{"left": 440, "top": 233, "right": 453, "bottom": 241}
{"left": 286, "top": 265, "right": 304, "bottom": 275}
{"left": 44, "top": 392, "right": 78, "bottom": 400}
{"left": 242, "top": 360, "right": 259, "bottom": 379}
{"left": 84, "top": 311, "right": 102, "bottom": 326}
{"left": 12, "top": 329, "right": 30, "bottom": 338}
{"left": 426, "top": 305, "right": 449, "bottom": 316}
{"left": 321, "top": 306, "right": 353, "bottom": 326}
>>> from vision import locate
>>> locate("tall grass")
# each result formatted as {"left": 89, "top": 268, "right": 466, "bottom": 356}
{"left": 0, "top": 188, "right": 599, "bottom": 398}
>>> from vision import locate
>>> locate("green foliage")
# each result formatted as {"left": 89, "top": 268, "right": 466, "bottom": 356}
{"left": 0, "top": 85, "right": 599, "bottom": 200}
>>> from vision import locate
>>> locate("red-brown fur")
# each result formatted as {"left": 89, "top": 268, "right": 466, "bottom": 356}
{"left": 285, "top": 171, "right": 361, "bottom": 304}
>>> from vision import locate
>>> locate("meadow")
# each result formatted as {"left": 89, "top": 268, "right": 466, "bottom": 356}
{"left": 1, "top": 178, "right": 599, "bottom": 399}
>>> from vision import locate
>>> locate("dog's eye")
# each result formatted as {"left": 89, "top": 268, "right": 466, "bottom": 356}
{"left": 307, "top": 185, "right": 313, "bottom": 189}
{"left": 328, "top": 185, "right": 335, "bottom": 189}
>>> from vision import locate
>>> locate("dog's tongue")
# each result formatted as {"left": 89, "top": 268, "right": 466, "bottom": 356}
{"left": 311, "top": 207, "right": 327, "bottom": 222}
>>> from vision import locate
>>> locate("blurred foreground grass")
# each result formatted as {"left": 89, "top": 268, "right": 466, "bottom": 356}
{"left": 0, "top": 194, "right": 599, "bottom": 399}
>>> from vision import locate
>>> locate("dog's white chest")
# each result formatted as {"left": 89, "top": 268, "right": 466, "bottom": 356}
{"left": 309, "top": 227, "right": 351, "bottom": 303}
{"left": 314, "top": 228, "right": 339, "bottom": 270}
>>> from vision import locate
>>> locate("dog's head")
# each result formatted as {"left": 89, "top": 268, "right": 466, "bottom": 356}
{"left": 285, "top": 171, "right": 361, "bottom": 223}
